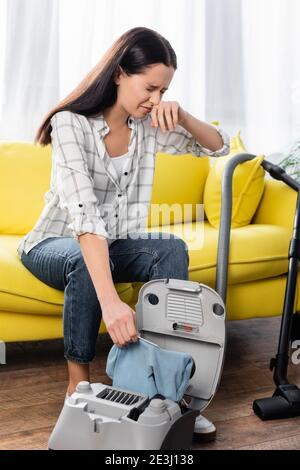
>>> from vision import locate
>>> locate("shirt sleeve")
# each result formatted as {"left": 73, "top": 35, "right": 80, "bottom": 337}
{"left": 155, "top": 122, "right": 231, "bottom": 157}
{"left": 50, "top": 110, "right": 110, "bottom": 242}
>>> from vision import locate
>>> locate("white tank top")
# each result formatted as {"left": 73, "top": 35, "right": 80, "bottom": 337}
{"left": 109, "top": 151, "right": 130, "bottom": 180}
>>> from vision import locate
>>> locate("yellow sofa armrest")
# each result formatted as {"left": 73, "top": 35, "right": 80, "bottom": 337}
{"left": 252, "top": 179, "right": 297, "bottom": 231}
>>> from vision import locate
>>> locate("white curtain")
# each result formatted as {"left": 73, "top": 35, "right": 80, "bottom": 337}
{"left": 205, "top": 0, "right": 300, "bottom": 156}
{"left": 0, "top": 0, "right": 59, "bottom": 141}
{"left": 0, "top": 0, "right": 205, "bottom": 142}
{"left": 0, "top": 0, "right": 299, "bottom": 157}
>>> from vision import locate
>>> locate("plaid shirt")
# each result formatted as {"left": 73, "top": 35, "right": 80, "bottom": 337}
{"left": 17, "top": 110, "right": 230, "bottom": 257}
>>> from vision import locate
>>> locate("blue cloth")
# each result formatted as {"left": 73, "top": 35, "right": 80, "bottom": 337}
{"left": 106, "top": 338, "right": 193, "bottom": 402}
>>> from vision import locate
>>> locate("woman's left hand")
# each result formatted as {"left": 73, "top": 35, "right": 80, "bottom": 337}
{"left": 150, "top": 101, "right": 188, "bottom": 133}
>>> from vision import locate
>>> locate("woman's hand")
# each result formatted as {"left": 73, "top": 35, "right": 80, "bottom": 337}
{"left": 101, "top": 296, "right": 139, "bottom": 348}
{"left": 150, "top": 101, "right": 188, "bottom": 132}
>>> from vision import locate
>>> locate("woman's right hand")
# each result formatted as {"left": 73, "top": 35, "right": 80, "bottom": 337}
{"left": 101, "top": 296, "right": 139, "bottom": 348}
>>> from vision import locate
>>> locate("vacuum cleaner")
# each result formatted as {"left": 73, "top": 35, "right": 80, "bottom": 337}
{"left": 252, "top": 160, "right": 300, "bottom": 420}
{"left": 48, "top": 278, "right": 226, "bottom": 450}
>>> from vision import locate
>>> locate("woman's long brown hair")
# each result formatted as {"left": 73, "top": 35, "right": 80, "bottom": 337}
{"left": 35, "top": 26, "right": 177, "bottom": 146}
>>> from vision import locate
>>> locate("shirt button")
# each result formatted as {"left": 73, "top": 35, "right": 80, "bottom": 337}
{"left": 124, "top": 172, "right": 128, "bottom": 175}
{"left": 115, "top": 214, "right": 118, "bottom": 217}
{"left": 78, "top": 204, "right": 83, "bottom": 207}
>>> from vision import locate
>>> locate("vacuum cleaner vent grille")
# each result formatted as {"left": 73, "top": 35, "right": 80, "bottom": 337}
{"left": 167, "top": 293, "right": 203, "bottom": 326}
{"left": 97, "top": 387, "right": 144, "bottom": 406}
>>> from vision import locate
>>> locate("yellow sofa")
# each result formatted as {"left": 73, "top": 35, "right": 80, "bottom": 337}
{"left": 0, "top": 135, "right": 299, "bottom": 342}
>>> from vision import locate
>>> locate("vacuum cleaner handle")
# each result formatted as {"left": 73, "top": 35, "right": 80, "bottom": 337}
{"left": 260, "top": 159, "right": 300, "bottom": 385}
{"left": 216, "top": 152, "right": 258, "bottom": 303}
{"left": 268, "top": 173, "right": 300, "bottom": 385}
{"left": 261, "top": 159, "right": 300, "bottom": 191}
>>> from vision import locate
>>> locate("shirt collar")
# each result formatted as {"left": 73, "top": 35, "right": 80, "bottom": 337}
{"left": 89, "top": 112, "right": 137, "bottom": 137}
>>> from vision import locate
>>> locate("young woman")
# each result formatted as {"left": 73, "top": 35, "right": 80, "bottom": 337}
{"left": 17, "top": 26, "right": 230, "bottom": 442}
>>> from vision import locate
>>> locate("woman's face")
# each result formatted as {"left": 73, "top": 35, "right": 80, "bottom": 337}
{"left": 116, "top": 63, "right": 175, "bottom": 117}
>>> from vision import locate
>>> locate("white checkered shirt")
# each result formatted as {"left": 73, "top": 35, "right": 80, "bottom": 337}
{"left": 17, "top": 110, "right": 230, "bottom": 257}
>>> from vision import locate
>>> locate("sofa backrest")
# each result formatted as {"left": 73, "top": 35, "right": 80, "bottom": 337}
{"left": 0, "top": 141, "right": 52, "bottom": 235}
{"left": 252, "top": 179, "right": 297, "bottom": 231}
{"left": 147, "top": 152, "right": 210, "bottom": 227}
{"left": 0, "top": 141, "right": 210, "bottom": 235}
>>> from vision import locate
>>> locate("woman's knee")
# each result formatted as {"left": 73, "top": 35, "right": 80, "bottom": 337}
{"left": 157, "top": 234, "right": 189, "bottom": 264}
{"left": 164, "top": 234, "right": 189, "bottom": 260}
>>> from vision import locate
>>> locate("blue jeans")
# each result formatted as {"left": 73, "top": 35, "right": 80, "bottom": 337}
{"left": 20, "top": 232, "right": 189, "bottom": 364}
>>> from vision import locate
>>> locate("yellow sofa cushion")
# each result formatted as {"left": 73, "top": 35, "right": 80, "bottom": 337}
{"left": 0, "top": 142, "right": 52, "bottom": 235}
{"left": 204, "top": 134, "right": 265, "bottom": 228}
{"left": 229, "top": 130, "right": 247, "bottom": 155}
{"left": 0, "top": 220, "right": 291, "bottom": 326}
{"left": 147, "top": 153, "right": 210, "bottom": 227}
{"left": 253, "top": 179, "right": 298, "bottom": 231}
{"left": 0, "top": 234, "right": 134, "bottom": 317}
{"left": 143, "top": 220, "right": 291, "bottom": 286}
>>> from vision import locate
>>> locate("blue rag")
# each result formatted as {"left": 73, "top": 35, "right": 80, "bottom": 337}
{"left": 106, "top": 338, "right": 193, "bottom": 402}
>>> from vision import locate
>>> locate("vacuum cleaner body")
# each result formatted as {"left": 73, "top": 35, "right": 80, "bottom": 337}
{"left": 48, "top": 278, "right": 226, "bottom": 450}
{"left": 48, "top": 383, "right": 197, "bottom": 450}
